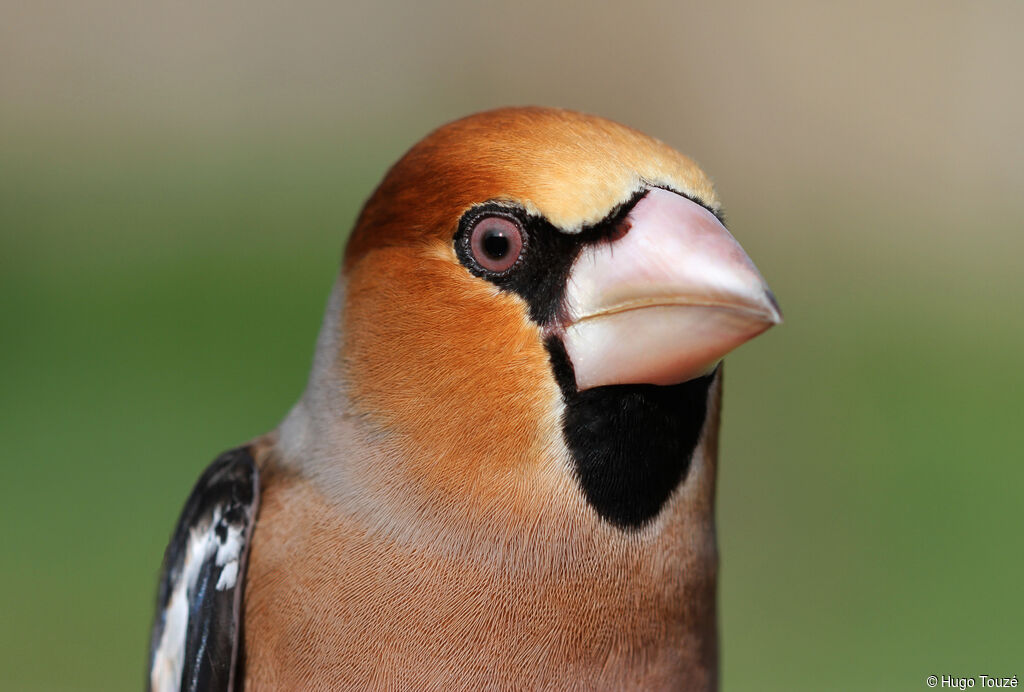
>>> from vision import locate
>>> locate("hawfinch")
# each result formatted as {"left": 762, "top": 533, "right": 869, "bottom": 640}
{"left": 148, "top": 107, "right": 781, "bottom": 691}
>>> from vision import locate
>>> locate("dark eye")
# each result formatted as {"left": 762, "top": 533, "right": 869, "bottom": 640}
{"left": 469, "top": 215, "right": 524, "bottom": 273}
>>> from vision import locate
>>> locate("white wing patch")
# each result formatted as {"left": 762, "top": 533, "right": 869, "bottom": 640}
{"left": 214, "top": 519, "right": 244, "bottom": 591}
{"left": 150, "top": 507, "right": 242, "bottom": 692}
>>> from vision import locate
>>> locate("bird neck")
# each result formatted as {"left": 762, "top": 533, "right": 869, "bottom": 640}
{"left": 273, "top": 279, "right": 721, "bottom": 683}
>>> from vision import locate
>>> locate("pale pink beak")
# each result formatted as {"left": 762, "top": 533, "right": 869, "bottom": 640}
{"left": 561, "top": 187, "right": 781, "bottom": 390}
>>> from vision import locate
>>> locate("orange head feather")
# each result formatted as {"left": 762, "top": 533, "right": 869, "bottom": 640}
{"left": 338, "top": 107, "right": 722, "bottom": 512}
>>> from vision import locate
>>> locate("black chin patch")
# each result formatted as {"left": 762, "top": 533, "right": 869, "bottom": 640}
{"left": 546, "top": 338, "right": 715, "bottom": 530}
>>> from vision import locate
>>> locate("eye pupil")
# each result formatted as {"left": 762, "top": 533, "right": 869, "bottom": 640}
{"left": 482, "top": 230, "right": 510, "bottom": 259}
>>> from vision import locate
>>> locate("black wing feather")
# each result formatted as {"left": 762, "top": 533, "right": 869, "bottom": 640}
{"left": 148, "top": 446, "right": 260, "bottom": 692}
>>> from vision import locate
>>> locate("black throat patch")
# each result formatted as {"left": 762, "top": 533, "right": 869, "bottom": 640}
{"left": 546, "top": 338, "right": 715, "bottom": 529}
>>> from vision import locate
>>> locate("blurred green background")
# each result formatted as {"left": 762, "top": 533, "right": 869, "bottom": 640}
{"left": 3, "top": 1, "right": 1022, "bottom": 690}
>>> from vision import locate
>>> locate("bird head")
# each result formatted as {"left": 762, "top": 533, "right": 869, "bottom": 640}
{"left": 289, "top": 107, "right": 779, "bottom": 538}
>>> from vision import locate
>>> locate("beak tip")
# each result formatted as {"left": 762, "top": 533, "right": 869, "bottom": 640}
{"left": 764, "top": 287, "right": 783, "bottom": 324}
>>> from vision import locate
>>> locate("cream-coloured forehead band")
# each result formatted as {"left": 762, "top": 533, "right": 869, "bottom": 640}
{"left": 494, "top": 178, "right": 718, "bottom": 235}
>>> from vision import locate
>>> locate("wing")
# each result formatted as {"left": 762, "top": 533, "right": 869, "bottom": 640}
{"left": 149, "top": 447, "right": 260, "bottom": 692}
